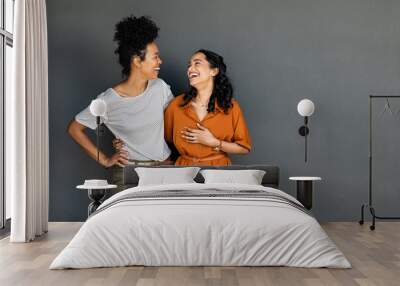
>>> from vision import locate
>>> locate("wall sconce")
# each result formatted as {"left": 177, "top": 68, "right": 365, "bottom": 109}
{"left": 89, "top": 99, "right": 107, "bottom": 163}
{"left": 297, "top": 99, "right": 315, "bottom": 162}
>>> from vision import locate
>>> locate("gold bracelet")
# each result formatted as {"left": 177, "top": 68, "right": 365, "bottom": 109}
{"left": 213, "top": 140, "right": 222, "bottom": 152}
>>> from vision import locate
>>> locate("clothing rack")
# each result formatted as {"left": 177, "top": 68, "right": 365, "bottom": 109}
{"left": 359, "top": 95, "right": 400, "bottom": 230}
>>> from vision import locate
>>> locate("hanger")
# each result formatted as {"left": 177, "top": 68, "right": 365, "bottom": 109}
{"left": 380, "top": 97, "right": 394, "bottom": 117}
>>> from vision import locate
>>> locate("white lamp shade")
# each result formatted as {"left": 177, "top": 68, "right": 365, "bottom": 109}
{"left": 297, "top": 99, "right": 315, "bottom": 117}
{"left": 89, "top": 99, "right": 107, "bottom": 117}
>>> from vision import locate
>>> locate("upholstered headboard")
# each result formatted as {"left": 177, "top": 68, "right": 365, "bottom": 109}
{"left": 122, "top": 165, "right": 280, "bottom": 189}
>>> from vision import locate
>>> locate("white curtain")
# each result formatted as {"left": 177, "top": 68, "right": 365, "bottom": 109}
{"left": 8, "top": 0, "right": 49, "bottom": 242}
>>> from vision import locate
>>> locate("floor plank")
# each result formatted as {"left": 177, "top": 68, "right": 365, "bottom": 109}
{"left": 0, "top": 222, "right": 399, "bottom": 286}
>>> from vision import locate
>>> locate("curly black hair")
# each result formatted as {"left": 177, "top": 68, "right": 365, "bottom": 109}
{"left": 114, "top": 15, "right": 159, "bottom": 77}
{"left": 181, "top": 49, "right": 233, "bottom": 113}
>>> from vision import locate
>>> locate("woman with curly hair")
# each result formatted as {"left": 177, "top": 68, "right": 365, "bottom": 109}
{"left": 164, "top": 49, "right": 251, "bottom": 166}
{"left": 67, "top": 15, "right": 173, "bottom": 190}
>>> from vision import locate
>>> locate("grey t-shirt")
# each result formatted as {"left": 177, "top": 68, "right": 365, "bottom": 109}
{"left": 75, "top": 78, "right": 173, "bottom": 161}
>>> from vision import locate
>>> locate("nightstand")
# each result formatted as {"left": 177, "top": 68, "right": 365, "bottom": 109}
{"left": 77, "top": 182, "right": 117, "bottom": 217}
{"left": 289, "top": 177, "right": 322, "bottom": 210}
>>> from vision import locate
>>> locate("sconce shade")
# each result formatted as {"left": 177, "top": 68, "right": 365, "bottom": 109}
{"left": 89, "top": 99, "right": 107, "bottom": 117}
{"left": 297, "top": 99, "right": 315, "bottom": 117}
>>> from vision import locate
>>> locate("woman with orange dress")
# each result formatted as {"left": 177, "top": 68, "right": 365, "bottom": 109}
{"left": 164, "top": 49, "right": 251, "bottom": 166}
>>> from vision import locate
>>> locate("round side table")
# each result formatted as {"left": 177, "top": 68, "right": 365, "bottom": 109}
{"left": 76, "top": 184, "right": 117, "bottom": 217}
{"left": 289, "top": 177, "right": 322, "bottom": 210}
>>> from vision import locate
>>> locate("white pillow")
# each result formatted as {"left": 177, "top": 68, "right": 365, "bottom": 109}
{"left": 200, "top": 169, "right": 266, "bottom": 185}
{"left": 135, "top": 167, "right": 201, "bottom": 186}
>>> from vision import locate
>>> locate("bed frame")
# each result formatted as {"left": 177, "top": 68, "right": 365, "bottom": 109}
{"left": 122, "top": 165, "right": 280, "bottom": 189}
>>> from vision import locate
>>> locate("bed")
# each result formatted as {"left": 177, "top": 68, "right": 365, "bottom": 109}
{"left": 50, "top": 165, "right": 350, "bottom": 269}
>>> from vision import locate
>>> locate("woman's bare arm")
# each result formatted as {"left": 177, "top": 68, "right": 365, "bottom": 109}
{"left": 181, "top": 123, "right": 250, "bottom": 155}
{"left": 217, "top": 140, "right": 249, "bottom": 154}
{"left": 67, "top": 119, "right": 128, "bottom": 167}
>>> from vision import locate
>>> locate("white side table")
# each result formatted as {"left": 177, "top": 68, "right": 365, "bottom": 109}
{"left": 77, "top": 184, "right": 117, "bottom": 217}
{"left": 289, "top": 177, "right": 322, "bottom": 210}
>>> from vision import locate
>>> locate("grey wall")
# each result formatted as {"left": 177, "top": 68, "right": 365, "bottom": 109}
{"left": 47, "top": 0, "right": 400, "bottom": 221}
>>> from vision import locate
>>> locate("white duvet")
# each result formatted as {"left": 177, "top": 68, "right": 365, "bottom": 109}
{"left": 50, "top": 183, "right": 351, "bottom": 269}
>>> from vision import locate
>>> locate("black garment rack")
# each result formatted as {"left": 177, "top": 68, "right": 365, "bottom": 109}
{"left": 359, "top": 95, "right": 400, "bottom": 230}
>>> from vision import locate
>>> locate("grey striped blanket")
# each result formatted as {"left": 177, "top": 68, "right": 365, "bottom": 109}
{"left": 91, "top": 189, "right": 310, "bottom": 218}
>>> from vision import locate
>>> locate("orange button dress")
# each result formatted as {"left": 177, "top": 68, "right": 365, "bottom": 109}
{"left": 164, "top": 95, "right": 251, "bottom": 166}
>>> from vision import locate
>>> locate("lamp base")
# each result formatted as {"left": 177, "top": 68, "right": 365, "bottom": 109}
{"left": 299, "top": 126, "right": 309, "bottom": 136}
{"left": 99, "top": 123, "right": 106, "bottom": 136}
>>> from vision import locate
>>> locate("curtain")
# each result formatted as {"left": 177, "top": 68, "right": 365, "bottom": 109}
{"left": 8, "top": 0, "right": 49, "bottom": 242}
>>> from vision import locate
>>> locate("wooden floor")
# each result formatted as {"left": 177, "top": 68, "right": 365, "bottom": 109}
{"left": 0, "top": 222, "right": 399, "bottom": 286}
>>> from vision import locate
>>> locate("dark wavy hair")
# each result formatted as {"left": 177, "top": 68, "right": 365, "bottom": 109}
{"left": 181, "top": 49, "right": 233, "bottom": 113}
{"left": 113, "top": 15, "right": 159, "bottom": 77}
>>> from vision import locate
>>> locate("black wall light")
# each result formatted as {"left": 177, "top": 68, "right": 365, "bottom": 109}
{"left": 89, "top": 99, "right": 107, "bottom": 163}
{"left": 297, "top": 99, "right": 315, "bottom": 162}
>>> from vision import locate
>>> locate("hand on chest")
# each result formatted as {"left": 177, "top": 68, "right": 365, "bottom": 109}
{"left": 178, "top": 105, "right": 234, "bottom": 140}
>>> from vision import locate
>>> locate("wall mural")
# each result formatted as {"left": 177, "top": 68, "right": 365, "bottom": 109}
{"left": 67, "top": 16, "right": 251, "bottom": 192}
